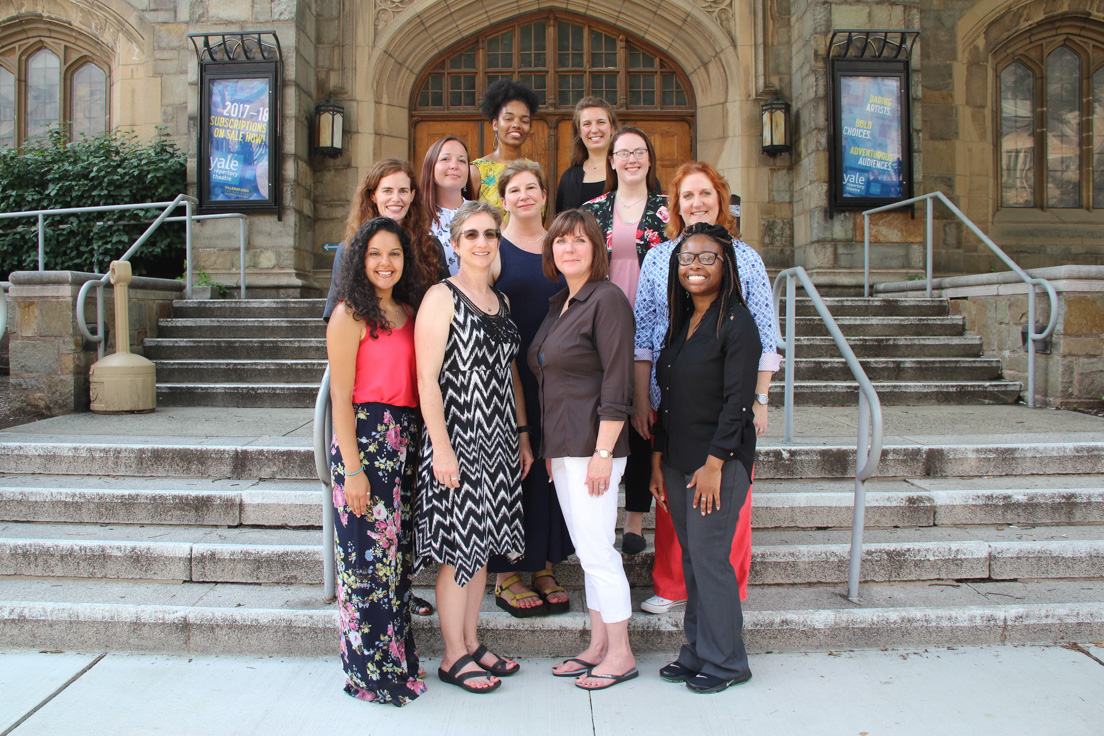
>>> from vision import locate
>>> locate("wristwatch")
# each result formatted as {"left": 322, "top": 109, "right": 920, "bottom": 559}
{"left": 755, "top": 393, "right": 769, "bottom": 406}
{"left": 593, "top": 449, "right": 613, "bottom": 459}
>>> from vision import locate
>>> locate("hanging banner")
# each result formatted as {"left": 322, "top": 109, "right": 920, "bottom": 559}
{"left": 839, "top": 76, "right": 903, "bottom": 198}
{"left": 191, "top": 32, "right": 283, "bottom": 216}
{"left": 207, "top": 78, "right": 272, "bottom": 202}
{"left": 829, "top": 59, "right": 913, "bottom": 212}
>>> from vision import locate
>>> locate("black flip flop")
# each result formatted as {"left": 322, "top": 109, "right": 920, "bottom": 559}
{"left": 552, "top": 657, "right": 599, "bottom": 678}
{"left": 438, "top": 654, "right": 501, "bottom": 694}
{"left": 470, "top": 644, "right": 520, "bottom": 677}
{"left": 575, "top": 667, "right": 639, "bottom": 691}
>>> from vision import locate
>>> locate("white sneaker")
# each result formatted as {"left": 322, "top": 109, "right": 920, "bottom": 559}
{"left": 640, "top": 595, "right": 686, "bottom": 614}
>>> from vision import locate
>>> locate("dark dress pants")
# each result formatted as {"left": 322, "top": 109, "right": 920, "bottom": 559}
{"left": 663, "top": 459, "right": 751, "bottom": 680}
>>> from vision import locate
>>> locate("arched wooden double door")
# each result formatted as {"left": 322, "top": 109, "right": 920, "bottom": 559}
{"left": 410, "top": 12, "right": 696, "bottom": 209}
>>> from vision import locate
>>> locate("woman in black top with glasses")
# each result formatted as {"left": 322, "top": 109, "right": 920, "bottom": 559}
{"left": 648, "top": 222, "right": 759, "bottom": 694}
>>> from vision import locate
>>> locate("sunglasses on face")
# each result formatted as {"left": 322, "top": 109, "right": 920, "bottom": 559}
{"left": 460, "top": 229, "right": 501, "bottom": 242}
{"left": 677, "top": 251, "right": 721, "bottom": 266}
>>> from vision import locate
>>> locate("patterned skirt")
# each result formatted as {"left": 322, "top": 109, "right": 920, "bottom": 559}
{"left": 330, "top": 402, "right": 426, "bottom": 706}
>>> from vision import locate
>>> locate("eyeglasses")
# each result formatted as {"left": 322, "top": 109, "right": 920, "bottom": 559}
{"left": 611, "top": 148, "right": 649, "bottom": 161}
{"left": 460, "top": 229, "right": 501, "bottom": 242}
{"left": 677, "top": 251, "right": 721, "bottom": 266}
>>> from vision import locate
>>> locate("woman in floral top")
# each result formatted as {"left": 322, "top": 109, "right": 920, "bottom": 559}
{"left": 326, "top": 217, "right": 428, "bottom": 706}
{"left": 418, "top": 136, "right": 473, "bottom": 276}
{"left": 581, "top": 126, "right": 669, "bottom": 558}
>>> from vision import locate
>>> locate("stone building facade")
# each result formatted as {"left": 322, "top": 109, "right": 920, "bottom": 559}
{"left": 3, "top": 0, "right": 1104, "bottom": 295}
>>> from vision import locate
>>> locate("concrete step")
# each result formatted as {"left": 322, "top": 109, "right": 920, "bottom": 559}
{"left": 152, "top": 360, "right": 328, "bottom": 384}
{"left": 790, "top": 316, "right": 965, "bottom": 338}
{"left": 4, "top": 436, "right": 1104, "bottom": 480}
{"left": 5, "top": 476, "right": 1101, "bottom": 531}
{"left": 1, "top": 579, "right": 1102, "bottom": 656}
{"left": 3, "top": 522, "right": 1102, "bottom": 587}
{"left": 781, "top": 297, "right": 950, "bottom": 318}
{"left": 170, "top": 299, "right": 327, "bottom": 320}
{"left": 793, "top": 336, "right": 983, "bottom": 358}
{"left": 157, "top": 319, "right": 326, "bottom": 339}
{"left": 143, "top": 338, "right": 327, "bottom": 361}
{"left": 771, "top": 380, "right": 1022, "bottom": 406}
{"left": 790, "top": 357, "right": 1003, "bottom": 382}
{"left": 156, "top": 384, "right": 319, "bottom": 408}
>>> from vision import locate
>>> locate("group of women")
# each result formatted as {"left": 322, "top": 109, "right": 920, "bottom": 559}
{"left": 324, "top": 80, "right": 779, "bottom": 705}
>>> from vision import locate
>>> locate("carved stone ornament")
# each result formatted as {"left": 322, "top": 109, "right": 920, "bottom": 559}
{"left": 697, "top": 0, "right": 736, "bottom": 41}
{"left": 375, "top": 0, "right": 413, "bottom": 30}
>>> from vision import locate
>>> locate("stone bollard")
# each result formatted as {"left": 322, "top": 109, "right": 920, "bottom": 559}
{"left": 89, "top": 261, "right": 157, "bottom": 413}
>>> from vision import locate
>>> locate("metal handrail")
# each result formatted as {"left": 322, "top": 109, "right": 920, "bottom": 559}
{"left": 74, "top": 195, "right": 195, "bottom": 359}
{"left": 772, "top": 266, "right": 884, "bottom": 601}
{"left": 862, "top": 191, "right": 1058, "bottom": 407}
{"left": 313, "top": 366, "right": 336, "bottom": 602}
{"left": 1, "top": 196, "right": 249, "bottom": 295}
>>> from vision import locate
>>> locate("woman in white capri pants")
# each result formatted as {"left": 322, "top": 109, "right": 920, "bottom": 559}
{"left": 528, "top": 209, "right": 639, "bottom": 691}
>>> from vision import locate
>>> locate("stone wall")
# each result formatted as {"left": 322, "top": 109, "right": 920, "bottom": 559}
{"left": 787, "top": 0, "right": 925, "bottom": 288}
{"left": 877, "top": 266, "right": 1104, "bottom": 408}
{"left": 6, "top": 271, "right": 183, "bottom": 417}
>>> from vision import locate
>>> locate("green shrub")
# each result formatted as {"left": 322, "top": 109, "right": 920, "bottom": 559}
{"left": 0, "top": 127, "right": 187, "bottom": 279}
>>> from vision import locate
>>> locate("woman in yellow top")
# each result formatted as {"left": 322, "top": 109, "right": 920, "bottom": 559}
{"left": 469, "top": 80, "right": 540, "bottom": 214}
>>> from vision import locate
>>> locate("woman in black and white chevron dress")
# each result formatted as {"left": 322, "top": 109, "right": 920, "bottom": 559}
{"left": 415, "top": 199, "right": 534, "bottom": 694}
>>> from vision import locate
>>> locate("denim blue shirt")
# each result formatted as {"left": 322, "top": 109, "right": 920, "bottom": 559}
{"left": 634, "top": 236, "right": 780, "bottom": 409}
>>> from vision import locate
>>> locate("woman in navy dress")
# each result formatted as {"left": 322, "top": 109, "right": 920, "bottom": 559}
{"left": 487, "top": 160, "right": 573, "bottom": 616}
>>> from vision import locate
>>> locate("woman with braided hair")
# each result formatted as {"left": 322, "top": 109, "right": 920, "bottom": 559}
{"left": 649, "top": 221, "right": 760, "bottom": 693}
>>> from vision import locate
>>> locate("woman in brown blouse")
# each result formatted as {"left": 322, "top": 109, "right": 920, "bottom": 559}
{"left": 528, "top": 209, "right": 638, "bottom": 691}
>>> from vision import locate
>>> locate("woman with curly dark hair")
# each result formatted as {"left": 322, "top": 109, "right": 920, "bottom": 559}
{"left": 327, "top": 216, "right": 428, "bottom": 706}
{"left": 324, "top": 158, "right": 445, "bottom": 321}
{"left": 469, "top": 80, "right": 540, "bottom": 214}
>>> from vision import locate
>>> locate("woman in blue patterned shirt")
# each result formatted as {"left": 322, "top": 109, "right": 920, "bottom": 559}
{"left": 632, "top": 161, "right": 780, "bottom": 616}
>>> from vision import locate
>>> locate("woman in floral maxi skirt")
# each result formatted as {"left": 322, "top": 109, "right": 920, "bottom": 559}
{"left": 327, "top": 216, "right": 428, "bottom": 705}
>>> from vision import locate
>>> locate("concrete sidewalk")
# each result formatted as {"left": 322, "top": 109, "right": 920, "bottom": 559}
{"left": 2, "top": 645, "right": 1103, "bottom": 735}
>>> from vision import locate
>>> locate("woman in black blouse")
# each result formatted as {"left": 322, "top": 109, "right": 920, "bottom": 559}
{"left": 555, "top": 96, "right": 618, "bottom": 212}
{"left": 649, "top": 222, "right": 759, "bottom": 694}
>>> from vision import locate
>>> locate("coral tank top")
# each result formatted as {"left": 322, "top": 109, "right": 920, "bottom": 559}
{"left": 351, "top": 311, "right": 418, "bottom": 407}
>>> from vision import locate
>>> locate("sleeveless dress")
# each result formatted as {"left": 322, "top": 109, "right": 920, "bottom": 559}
{"left": 487, "top": 238, "right": 573, "bottom": 574}
{"left": 329, "top": 312, "right": 425, "bottom": 706}
{"left": 415, "top": 281, "right": 525, "bottom": 586}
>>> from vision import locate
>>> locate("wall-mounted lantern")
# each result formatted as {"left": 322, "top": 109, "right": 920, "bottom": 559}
{"left": 761, "top": 94, "right": 790, "bottom": 157}
{"left": 314, "top": 98, "right": 344, "bottom": 158}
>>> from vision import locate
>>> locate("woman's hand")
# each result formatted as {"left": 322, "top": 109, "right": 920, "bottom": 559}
{"left": 585, "top": 454, "right": 614, "bottom": 497}
{"left": 433, "top": 444, "right": 461, "bottom": 489}
{"left": 518, "top": 433, "right": 534, "bottom": 480}
{"left": 752, "top": 401, "right": 768, "bottom": 437}
{"left": 343, "top": 470, "right": 371, "bottom": 518}
{"left": 631, "top": 393, "right": 654, "bottom": 439}
{"left": 649, "top": 463, "right": 668, "bottom": 513}
{"left": 688, "top": 460, "right": 723, "bottom": 516}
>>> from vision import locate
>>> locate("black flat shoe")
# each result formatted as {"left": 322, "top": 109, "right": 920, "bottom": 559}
{"left": 659, "top": 661, "right": 697, "bottom": 683}
{"left": 621, "top": 532, "right": 647, "bottom": 555}
{"left": 686, "top": 671, "right": 752, "bottom": 694}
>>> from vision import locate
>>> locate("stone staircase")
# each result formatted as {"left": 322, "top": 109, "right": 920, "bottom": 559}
{"left": 142, "top": 296, "right": 1021, "bottom": 408}
{"left": 144, "top": 299, "right": 327, "bottom": 408}
{"left": 2, "top": 410, "right": 1103, "bottom": 655}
